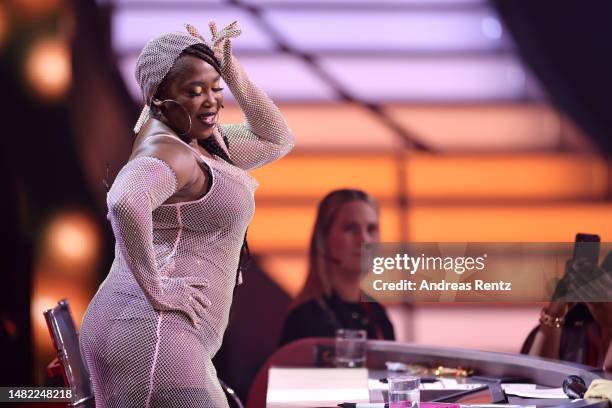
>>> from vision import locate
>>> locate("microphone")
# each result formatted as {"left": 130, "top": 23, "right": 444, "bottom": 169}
{"left": 563, "top": 375, "right": 587, "bottom": 399}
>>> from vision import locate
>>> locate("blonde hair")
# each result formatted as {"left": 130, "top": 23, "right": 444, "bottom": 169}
{"left": 292, "top": 189, "right": 379, "bottom": 307}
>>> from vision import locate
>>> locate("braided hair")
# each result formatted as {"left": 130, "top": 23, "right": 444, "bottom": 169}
{"left": 181, "top": 43, "right": 221, "bottom": 74}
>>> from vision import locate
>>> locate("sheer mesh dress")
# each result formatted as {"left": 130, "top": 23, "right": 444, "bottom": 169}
{"left": 80, "top": 57, "right": 294, "bottom": 407}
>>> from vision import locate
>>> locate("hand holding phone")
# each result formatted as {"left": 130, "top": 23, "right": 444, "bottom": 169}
{"left": 552, "top": 233, "right": 600, "bottom": 302}
{"left": 573, "top": 233, "right": 600, "bottom": 264}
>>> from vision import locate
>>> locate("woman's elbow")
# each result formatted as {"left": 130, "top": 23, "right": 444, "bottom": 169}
{"left": 280, "top": 138, "right": 295, "bottom": 157}
{"left": 278, "top": 128, "right": 295, "bottom": 156}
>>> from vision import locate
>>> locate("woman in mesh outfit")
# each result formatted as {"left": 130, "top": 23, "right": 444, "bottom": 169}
{"left": 80, "top": 21, "right": 294, "bottom": 407}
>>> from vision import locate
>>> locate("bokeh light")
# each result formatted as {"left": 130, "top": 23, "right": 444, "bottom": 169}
{"left": 25, "top": 37, "right": 71, "bottom": 100}
{"left": 34, "top": 210, "right": 99, "bottom": 383}
{"left": 0, "top": 3, "right": 8, "bottom": 50}
{"left": 43, "top": 211, "right": 100, "bottom": 274}
{"left": 11, "top": 0, "right": 61, "bottom": 19}
{"left": 31, "top": 272, "right": 91, "bottom": 384}
{"left": 481, "top": 16, "right": 503, "bottom": 40}
{"left": 32, "top": 284, "right": 89, "bottom": 352}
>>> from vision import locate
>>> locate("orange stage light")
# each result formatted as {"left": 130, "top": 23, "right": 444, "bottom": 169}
{"left": 252, "top": 153, "right": 606, "bottom": 202}
{"left": 406, "top": 154, "right": 608, "bottom": 201}
{"left": 409, "top": 204, "right": 612, "bottom": 242}
{"left": 0, "top": 3, "right": 8, "bottom": 50}
{"left": 252, "top": 153, "right": 400, "bottom": 201}
{"left": 11, "top": 0, "right": 61, "bottom": 19}
{"left": 259, "top": 254, "right": 308, "bottom": 297}
{"left": 25, "top": 37, "right": 71, "bottom": 100}
{"left": 223, "top": 103, "right": 399, "bottom": 150}
{"left": 42, "top": 211, "right": 101, "bottom": 275}
{"left": 31, "top": 270, "right": 92, "bottom": 384}
{"left": 249, "top": 203, "right": 401, "bottom": 253}
{"left": 253, "top": 203, "right": 612, "bottom": 249}
{"left": 384, "top": 104, "right": 575, "bottom": 151}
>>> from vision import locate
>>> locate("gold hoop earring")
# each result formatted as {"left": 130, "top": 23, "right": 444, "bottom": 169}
{"left": 152, "top": 99, "right": 192, "bottom": 136}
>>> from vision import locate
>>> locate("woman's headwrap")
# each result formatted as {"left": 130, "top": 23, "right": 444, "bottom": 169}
{"left": 133, "top": 24, "right": 207, "bottom": 134}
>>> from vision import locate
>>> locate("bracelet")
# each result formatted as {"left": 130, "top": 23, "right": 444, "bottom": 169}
{"left": 539, "top": 307, "right": 565, "bottom": 328}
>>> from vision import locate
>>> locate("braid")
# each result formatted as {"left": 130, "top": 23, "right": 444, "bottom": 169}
{"left": 198, "top": 137, "right": 233, "bottom": 165}
{"left": 181, "top": 43, "right": 222, "bottom": 75}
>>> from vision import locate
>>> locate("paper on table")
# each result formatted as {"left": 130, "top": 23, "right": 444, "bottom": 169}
{"left": 502, "top": 383, "right": 568, "bottom": 399}
{"left": 267, "top": 367, "right": 370, "bottom": 407}
{"left": 368, "top": 378, "right": 486, "bottom": 392}
{"left": 424, "top": 379, "right": 486, "bottom": 390}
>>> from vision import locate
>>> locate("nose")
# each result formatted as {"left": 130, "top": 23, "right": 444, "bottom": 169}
{"left": 202, "top": 88, "right": 216, "bottom": 107}
{"left": 356, "top": 228, "right": 375, "bottom": 244}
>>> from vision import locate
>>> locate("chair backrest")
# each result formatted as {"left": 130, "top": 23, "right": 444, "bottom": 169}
{"left": 219, "top": 378, "right": 245, "bottom": 408}
{"left": 246, "top": 337, "right": 334, "bottom": 408}
{"left": 43, "top": 299, "right": 94, "bottom": 408}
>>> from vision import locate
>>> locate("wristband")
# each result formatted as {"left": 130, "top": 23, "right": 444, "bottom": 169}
{"left": 539, "top": 307, "right": 565, "bottom": 328}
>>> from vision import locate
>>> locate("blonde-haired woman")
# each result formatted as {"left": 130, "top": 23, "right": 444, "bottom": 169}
{"left": 279, "top": 189, "right": 394, "bottom": 346}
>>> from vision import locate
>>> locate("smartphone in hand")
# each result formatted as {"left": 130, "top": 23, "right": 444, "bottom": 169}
{"left": 573, "top": 233, "right": 600, "bottom": 264}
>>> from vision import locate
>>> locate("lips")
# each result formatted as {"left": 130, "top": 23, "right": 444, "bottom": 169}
{"left": 197, "top": 111, "right": 218, "bottom": 127}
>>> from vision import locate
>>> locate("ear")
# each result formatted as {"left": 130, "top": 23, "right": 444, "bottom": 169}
{"left": 150, "top": 99, "right": 165, "bottom": 118}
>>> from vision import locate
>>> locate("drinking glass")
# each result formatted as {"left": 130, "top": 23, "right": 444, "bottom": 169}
{"left": 334, "top": 329, "right": 366, "bottom": 368}
{"left": 388, "top": 375, "right": 420, "bottom": 408}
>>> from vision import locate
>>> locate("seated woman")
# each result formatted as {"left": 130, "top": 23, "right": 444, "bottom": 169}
{"left": 522, "top": 253, "right": 612, "bottom": 372}
{"left": 278, "top": 189, "right": 395, "bottom": 347}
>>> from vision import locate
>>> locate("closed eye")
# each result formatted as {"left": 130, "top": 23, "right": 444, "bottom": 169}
{"left": 188, "top": 87, "right": 223, "bottom": 96}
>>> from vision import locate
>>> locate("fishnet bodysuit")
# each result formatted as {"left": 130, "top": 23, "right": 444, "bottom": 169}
{"left": 80, "top": 60, "right": 293, "bottom": 407}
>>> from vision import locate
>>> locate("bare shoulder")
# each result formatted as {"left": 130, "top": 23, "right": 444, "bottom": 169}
{"left": 131, "top": 135, "right": 199, "bottom": 189}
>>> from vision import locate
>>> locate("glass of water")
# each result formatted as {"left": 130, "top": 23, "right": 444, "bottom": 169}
{"left": 334, "top": 329, "right": 366, "bottom": 368}
{"left": 388, "top": 375, "right": 420, "bottom": 408}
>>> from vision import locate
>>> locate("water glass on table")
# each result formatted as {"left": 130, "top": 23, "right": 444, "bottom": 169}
{"left": 388, "top": 375, "right": 420, "bottom": 408}
{"left": 334, "top": 329, "right": 366, "bottom": 368}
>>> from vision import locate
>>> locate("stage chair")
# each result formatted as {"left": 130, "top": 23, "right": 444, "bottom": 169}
{"left": 246, "top": 337, "right": 334, "bottom": 408}
{"left": 43, "top": 299, "right": 95, "bottom": 408}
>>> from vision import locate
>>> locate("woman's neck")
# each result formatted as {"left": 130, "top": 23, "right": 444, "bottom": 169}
{"left": 328, "top": 265, "right": 361, "bottom": 303}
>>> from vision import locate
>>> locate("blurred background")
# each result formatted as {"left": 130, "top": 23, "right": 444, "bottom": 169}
{"left": 2, "top": 0, "right": 612, "bottom": 401}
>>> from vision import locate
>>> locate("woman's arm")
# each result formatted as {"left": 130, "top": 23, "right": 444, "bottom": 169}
{"left": 526, "top": 302, "right": 566, "bottom": 359}
{"left": 107, "top": 154, "right": 209, "bottom": 326}
{"left": 211, "top": 21, "right": 295, "bottom": 171}
{"left": 587, "top": 302, "right": 612, "bottom": 372}
{"left": 528, "top": 259, "right": 585, "bottom": 359}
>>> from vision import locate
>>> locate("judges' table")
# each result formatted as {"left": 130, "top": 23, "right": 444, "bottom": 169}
{"left": 247, "top": 338, "right": 612, "bottom": 408}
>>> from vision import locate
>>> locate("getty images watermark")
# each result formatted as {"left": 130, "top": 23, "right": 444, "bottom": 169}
{"left": 359, "top": 242, "right": 612, "bottom": 302}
